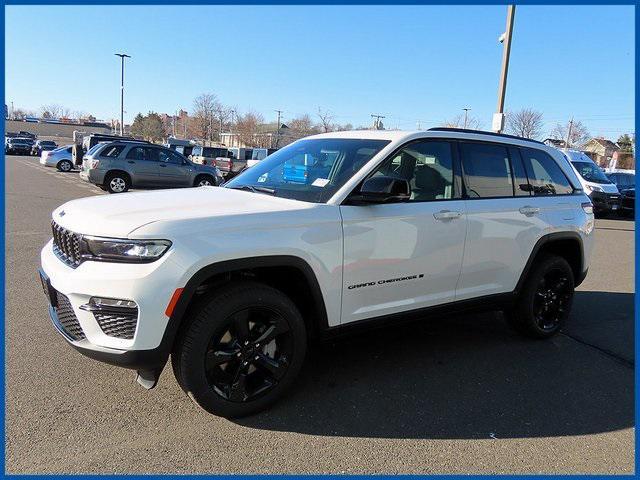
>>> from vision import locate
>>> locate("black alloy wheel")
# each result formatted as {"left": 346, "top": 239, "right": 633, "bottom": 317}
{"left": 205, "top": 306, "right": 293, "bottom": 403}
{"left": 505, "top": 254, "right": 574, "bottom": 339}
{"left": 531, "top": 268, "right": 572, "bottom": 331}
{"left": 172, "top": 281, "right": 307, "bottom": 417}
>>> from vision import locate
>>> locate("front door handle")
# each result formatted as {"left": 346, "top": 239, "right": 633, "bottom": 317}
{"left": 433, "top": 210, "right": 462, "bottom": 221}
{"left": 519, "top": 206, "right": 540, "bottom": 216}
{"left": 127, "top": 160, "right": 135, "bottom": 164}
{"left": 159, "top": 164, "right": 167, "bottom": 168}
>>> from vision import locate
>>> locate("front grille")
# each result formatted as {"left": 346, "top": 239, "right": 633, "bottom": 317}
{"left": 54, "top": 291, "right": 86, "bottom": 341}
{"left": 51, "top": 221, "right": 82, "bottom": 268}
{"left": 94, "top": 310, "right": 138, "bottom": 339}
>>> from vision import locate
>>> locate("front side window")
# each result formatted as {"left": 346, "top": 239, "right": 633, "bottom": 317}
{"left": 224, "top": 138, "right": 390, "bottom": 203}
{"left": 371, "top": 141, "right": 454, "bottom": 201}
{"left": 461, "top": 142, "right": 513, "bottom": 198}
{"left": 522, "top": 148, "right": 574, "bottom": 195}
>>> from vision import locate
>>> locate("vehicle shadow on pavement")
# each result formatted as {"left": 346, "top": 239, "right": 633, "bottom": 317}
{"left": 236, "top": 291, "right": 634, "bottom": 440}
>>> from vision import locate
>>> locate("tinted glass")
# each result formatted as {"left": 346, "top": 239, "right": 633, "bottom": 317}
{"left": 126, "top": 146, "right": 146, "bottom": 160}
{"left": 371, "top": 141, "right": 454, "bottom": 201}
{"left": 521, "top": 148, "right": 573, "bottom": 195}
{"left": 192, "top": 146, "right": 202, "bottom": 156}
{"left": 100, "top": 145, "right": 125, "bottom": 158}
{"left": 225, "top": 138, "right": 390, "bottom": 203}
{"left": 144, "top": 147, "right": 160, "bottom": 162}
{"left": 86, "top": 143, "right": 103, "bottom": 156}
{"left": 461, "top": 142, "right": 513, "bottom": 198}
{"left": 508, "top": 147, "right": 532, "bottom": 196}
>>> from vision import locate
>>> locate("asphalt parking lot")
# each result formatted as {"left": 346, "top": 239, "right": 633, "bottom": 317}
{"left": 5, "top": 154, "right": 635, "bottom": 474}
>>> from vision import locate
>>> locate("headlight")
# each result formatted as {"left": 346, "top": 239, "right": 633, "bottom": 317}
{"left": 82, "top": 237, "right": 172, "bottom": 263}
{"left": 586, "top": 184, "right": 603, "bottom": 193}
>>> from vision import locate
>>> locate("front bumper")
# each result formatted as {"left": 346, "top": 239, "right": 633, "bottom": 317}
{"left": 589, "top": 191, "right": 620, "bottom": 213}
{"left": 40, "top": 240, "right": 184, "bottom": 371}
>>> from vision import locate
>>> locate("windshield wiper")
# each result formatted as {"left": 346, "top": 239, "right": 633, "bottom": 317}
{"left": 228, "top": 184, "right": 276, "bottom": 195}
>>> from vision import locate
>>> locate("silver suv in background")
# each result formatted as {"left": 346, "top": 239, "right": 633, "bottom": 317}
{"left": 79, "top": 141, "right": 224, "bottom": 193}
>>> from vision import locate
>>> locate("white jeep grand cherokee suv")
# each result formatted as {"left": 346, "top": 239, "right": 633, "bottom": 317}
{"left": 40, "top": 128, "right": 594, "bottom": 417}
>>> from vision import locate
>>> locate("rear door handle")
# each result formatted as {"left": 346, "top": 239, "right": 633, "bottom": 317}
{"left": 159, "top": 164, "right": 167, "bottom": 168}
{"left": 519, "top": 206, "right": 540, "bottom": 216}
{"left": 127, "top": 160, "right": 135, "bottom": 164}
{"left": 433, "top": 210, "right": 462, "bottom": 221}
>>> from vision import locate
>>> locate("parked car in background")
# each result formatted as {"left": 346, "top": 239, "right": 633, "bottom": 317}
{"left": 607, "top": 171, "right": 635, "bottom": 217}
{"left": 32, "top": 140, "right": 58, "bottom": 156}
{"left": 189, "top": 145, "right": 230, "bottom": 166}
{"left": 17, "top": 130, "right": 36, "bottom": 140}
{"left": 215, "top": 147, "right": 252, "bottom": 178}
{"left": 79, "top": 140, "right": 224, "bottom": 193}
{"left": 40, "top": 145, "right": 74, "bottom": 171}
{"left": 246, "top": 147, "right": 278, "bottom": 169}
{"left": 73, "top": 133, "right": 137, "bottom": 167}
{"left": 5, "top": 137, "right": 33, "bottom": 155}
{"left": 561, "top": 149, "right": 620, "bottom": 215}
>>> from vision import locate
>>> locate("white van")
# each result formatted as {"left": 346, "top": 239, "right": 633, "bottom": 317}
{"left": 562, "top": 149, "right": 620, "bottom": 215}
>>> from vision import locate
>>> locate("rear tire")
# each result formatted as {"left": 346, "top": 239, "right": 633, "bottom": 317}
{"left": 505, "top": 254, "right": 574, "bottom": 339}
{"left": 171, "top": 282, "right": 307, "bottom": 418}
{"left": 104, "top": 172, "right": 130, "bottom": 194}
{"left": 57, "top": 160, "right": 73, "bottom": 172}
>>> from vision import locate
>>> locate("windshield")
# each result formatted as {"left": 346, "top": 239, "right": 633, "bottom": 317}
{"left": 224, "top": 138, "right": 390, "bottom": 203}
{"left": 572, "top": 161, "right": 612, "bottom": 184}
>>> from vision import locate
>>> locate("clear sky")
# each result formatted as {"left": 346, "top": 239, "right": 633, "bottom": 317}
{"left": 5, "top": 5, "right": 635, "bottom": 139}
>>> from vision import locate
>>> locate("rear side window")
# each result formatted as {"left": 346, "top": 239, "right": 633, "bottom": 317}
{"left": 100, "top": 145, "right": 125, "bottom": 158}
{"left": 520, "top": 148, "right": 573, "bottom": 195}
{"left": 460, "top": 142, "right": 513, "bottom": 198}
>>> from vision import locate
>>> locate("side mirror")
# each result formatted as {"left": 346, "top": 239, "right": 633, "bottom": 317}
{"left": 359, "top": 176, "right": 411, "bottom": 203}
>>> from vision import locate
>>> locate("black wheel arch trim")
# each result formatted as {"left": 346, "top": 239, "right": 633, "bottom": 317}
{"left": 514, "top": 231, "right": 585, "bottom": 293}
{"left": 107, "top": 255, "right": 328, "bottom": 373}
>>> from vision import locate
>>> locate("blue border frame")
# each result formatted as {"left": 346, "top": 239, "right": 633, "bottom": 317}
{"left": 1, "top": 1, "right": 637, "bottom": 477}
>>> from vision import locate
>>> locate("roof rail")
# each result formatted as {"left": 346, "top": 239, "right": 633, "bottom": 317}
{"left": 427, "top": 127, "right": 545, "bottom": 145}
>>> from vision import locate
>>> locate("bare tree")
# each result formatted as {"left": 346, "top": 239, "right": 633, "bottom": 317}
{"left": 192, "top": 93, "right": 221, "bottom": 140}
{"left": 505, "top": 108, "right": 544, "bottom": 139}
{"left": 443, "top": 114, "right": 484, "bottom": 130}
{"left": 550, "top": 120, "right": 590, "bottom": 148}
{"left": 288, "top": 114, "right": 319, "bottom": 138}
{"left": 234, "top": 112, "right": 264, "bottom": 147}
{"left": 317, "top": 108, "right": 335, "bottom": 133}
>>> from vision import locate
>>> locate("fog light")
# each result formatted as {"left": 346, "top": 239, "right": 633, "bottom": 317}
{"left": 80, "top": 297, "right": 138, "bottom": 311}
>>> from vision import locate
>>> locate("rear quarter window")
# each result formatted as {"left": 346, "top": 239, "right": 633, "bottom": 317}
{"left": 520, "top": 148, "right": 573, "bottom": 195}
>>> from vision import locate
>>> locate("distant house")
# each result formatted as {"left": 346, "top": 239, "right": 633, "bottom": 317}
{"left": 580, "top": 137, "right": 620, "bottom": 167}
{"left": 543, "top": 138, "right": 567, "bottom": 148}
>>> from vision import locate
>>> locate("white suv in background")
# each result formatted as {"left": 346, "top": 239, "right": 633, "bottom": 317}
{"left": 40, "top": 128, "right": 594, "bottom": 417}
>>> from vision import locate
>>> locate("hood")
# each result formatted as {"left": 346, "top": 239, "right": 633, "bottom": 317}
{"left": 52, "top": 187, "right": 313, "bottom": 238}
{"left": 597, "top": 182, "right": 620, "bottom": 194}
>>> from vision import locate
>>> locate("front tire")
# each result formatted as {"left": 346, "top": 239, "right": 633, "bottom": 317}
{"left": 194, "top": 174, "right": 215, "bottom": 187}
{"left": 172, "top": 282, "right": 307, "bottom": 418}
{"left": 57, "top": 160, "right": 73, "bottom": 172}
{"left": 104, "top": 172, "right": 130, "bottom": 194}
{"left": 505, "top": 254, "right": 574, "bottom": 339}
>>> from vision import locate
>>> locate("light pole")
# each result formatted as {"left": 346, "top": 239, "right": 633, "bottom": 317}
{"left": 462, "top": 108, "right": 471, "bottom": 129}
{"left": 115, "top": 53, "right": 131, "bottom": 136}
{"left": 493, "top": 5, "right": 515, "bottom": 133}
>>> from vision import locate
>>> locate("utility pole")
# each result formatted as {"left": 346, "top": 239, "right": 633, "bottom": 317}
{"left": 493, "top": 5, "right": 515, "bottom": 133}
{"left": 275, "top": 109, "right": 283, "bottom": 148}
{"left": 565, "top": 118, "right": 574, "bottom": 149}
{"left": 371, "top": 114, "right": 385, "bottom": 130}
{"left": 416, "top": 120, "right": 422, "bottom": 130}
{"left": 462, "top": 108, "right": 471, "bottom": 129}
{"left": 114, "top": 53, "right": 131, "bottom": 136}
